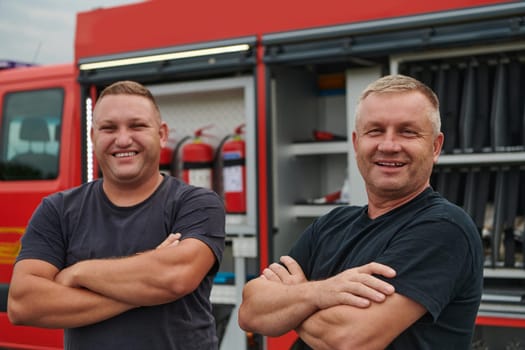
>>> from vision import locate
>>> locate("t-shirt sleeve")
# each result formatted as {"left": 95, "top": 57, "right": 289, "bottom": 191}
{"left": 288, "top": 223, "right": 316, "bottom": 276}
{"left": 170, "top": 187, "right": 226, "bottom": 274}
{"left": 17, "top": 195, "right": 66, "bottom": 270}
{"left": 375, "top": 220, "right": 472, "bottom": 321}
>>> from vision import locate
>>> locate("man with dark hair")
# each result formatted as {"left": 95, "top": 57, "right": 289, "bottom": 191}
{"left": 8, "top": 80, "right": 226, "bottom": 350}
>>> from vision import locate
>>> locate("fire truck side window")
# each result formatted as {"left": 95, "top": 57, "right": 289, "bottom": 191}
{"left": 0, "top": 88, "right": 63, "bottom": 180}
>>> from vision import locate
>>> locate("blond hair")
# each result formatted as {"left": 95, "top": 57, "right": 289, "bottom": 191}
{"left": 355, "top": 74, "right": 441, "bottom": 136}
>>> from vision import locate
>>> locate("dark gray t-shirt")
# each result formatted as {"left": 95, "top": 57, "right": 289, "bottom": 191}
{"left": 17, "top": 175, "right": 225, "bottom": 350}
{"left": 290, "top": 187, "right": 483, "bottom": 350}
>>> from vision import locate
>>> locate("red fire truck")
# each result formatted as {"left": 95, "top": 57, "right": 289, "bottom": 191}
{"left": 2, "top": 0, "right": 525, "bottom": 348}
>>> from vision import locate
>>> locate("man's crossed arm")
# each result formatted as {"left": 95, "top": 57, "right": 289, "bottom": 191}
{"left": 238, "top": 256, "right": 426, "bottom": 350}
{"left": 8, "top": 233, "right": 216, "bottom": 328}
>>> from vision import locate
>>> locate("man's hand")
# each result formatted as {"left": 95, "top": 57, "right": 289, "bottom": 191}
{"left": 156, "top": 233, "right": 182, "bottom": 249}
{"left": 239, "top": 258, "right": 397, "bottom": 336}
{"left": 311, "top": 262, "right": 396, "bottom": 309}
{"left": 263, "top": 256, "right": 395, "bottom": 309}
{"left": 262, "top": 256, "right": 307, "bottom": 284}
{"left": 55, "top": 263, "right": 78, "bottom": 288}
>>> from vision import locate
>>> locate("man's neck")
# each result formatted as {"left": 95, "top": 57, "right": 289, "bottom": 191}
{"left": 367, "top": 186, "right": 428, "bottom": 219}
{"left": 103, "top": 173, "right": 164, "bottom": 207}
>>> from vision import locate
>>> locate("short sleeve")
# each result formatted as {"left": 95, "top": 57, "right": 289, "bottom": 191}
{"left": 376, "top": 220, "right": 472, "bottom": 320}
{"left": 171, "top": 187, "right": 226, "bottom": 274}
{"left": 17, "top": 195, "right": 67, "bottom": 269}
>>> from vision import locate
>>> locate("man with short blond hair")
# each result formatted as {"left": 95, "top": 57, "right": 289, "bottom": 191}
{"left": 239, "top": 75, "right": 483, "bottom": 349}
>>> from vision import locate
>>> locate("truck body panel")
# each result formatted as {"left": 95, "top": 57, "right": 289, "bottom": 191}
{"left": 74, "top": 0, "right": 512, "bottom": 60}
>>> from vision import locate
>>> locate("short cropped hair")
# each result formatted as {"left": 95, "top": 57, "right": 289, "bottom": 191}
{"left": 97, "top": 80, "right": 161, "bottom": 120}
{"left": 355, "top": 74, "right": 441, "bottom": 136}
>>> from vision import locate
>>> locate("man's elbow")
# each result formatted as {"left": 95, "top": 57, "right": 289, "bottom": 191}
{"left": 237, "top": 288, "right": 258, "bottom": 333}
{"left": 238, "top": 318, "right": 287, "bottom": 338}
{"left": 7, "top": 305, "right": 22, "bottom": 325}
{"left": 165, "top": 270, "right": 203, "bottom": 298}
{"left": 237, "top": 304, "right": 255, "bottom": 332}
{"left": 7, "top": 298, "right": 32, "bottom": 326}
{"left": 328, "top": 331, "right": 387, "bottom": 350}
{"left": 238, "top": 304, "right": 289, "bottom": 337}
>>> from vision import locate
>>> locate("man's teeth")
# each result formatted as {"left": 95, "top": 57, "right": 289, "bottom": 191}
{"left": 115, "top": 152, "right": 136, "bottom": 158}
{"left": 378, "top": 162, "right": 403, "bottom": 167}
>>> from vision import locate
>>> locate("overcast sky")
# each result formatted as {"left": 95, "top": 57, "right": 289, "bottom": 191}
{"left": 0, "top": 0, "right": 142, "bottom": 65}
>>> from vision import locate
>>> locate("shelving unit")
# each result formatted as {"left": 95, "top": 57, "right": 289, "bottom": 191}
{"left": 267, "top": 64, "right": 382, "bottom": 259}
{"left": 269, "top": 67, "right": 342, "bottom": 258}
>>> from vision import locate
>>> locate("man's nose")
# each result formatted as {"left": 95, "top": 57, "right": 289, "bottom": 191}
{"left": 377, "top": 134, "right": 401, "bottom": 152}
{"left": 115, "top": 128, "right": 133, "bottom": 146}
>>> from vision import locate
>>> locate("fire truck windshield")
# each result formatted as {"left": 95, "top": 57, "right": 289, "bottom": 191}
{"left": 0, "top": 88, "right": 63, "bottom": 180}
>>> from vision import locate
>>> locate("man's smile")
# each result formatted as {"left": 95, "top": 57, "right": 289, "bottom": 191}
{"left": 375, "top": 161, "right": 405, "bottom": 167}
{"left": 114, "top": 151, "right": 137, "bottom": 158}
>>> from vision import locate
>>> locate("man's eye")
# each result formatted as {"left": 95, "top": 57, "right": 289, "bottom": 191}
{"left": 366, "top": 129, "right": 382, "bottom": 136}
{"left": 131, "top": 124, "right": 147, "bottom": 129}
{"left": 402, "top": 129, "right": 418, "bottom": 136}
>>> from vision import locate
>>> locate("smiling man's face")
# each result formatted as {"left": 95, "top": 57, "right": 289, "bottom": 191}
{"left": 352, "top": 90, "right": 443, "bottom": 201}
{"left": 91, "top": 94, "right": 167, "bottom": 187}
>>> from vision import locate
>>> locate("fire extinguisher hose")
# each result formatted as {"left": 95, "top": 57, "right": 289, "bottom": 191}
{"left": 214, "top": 134, "right": 233, "bottom": 195}
{"left": 170, "top": 135, "right": 191, "bottom": 178}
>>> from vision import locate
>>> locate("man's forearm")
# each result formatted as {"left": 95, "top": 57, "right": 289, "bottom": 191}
{"left": 9, "top": 273, "right": 135, "bottom": 328}
{"left": 298, "top": 305, "right": 389, "bottom": 350}
{"left": 60, "top": 250, "right": 180, "bottom": 305}
{"left": 239, "top": 259, "right": 397, "bottom": 337}
{"left": 297, "top": 293, "right": 426, "bottom": 350}
{"left": 238, "top": 277, "right": 320, "bottom": 336}
{"left": 57, "top": 238, "right": 215, "bottom": 306}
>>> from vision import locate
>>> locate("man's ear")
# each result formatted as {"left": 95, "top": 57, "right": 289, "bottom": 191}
{"left": 352, "top": 131, "right": 359, "bottom": 154}
{"left": 433, "top": 132, "right": 444, "bottom": 162}
{"left": 159, "top": 122, "right": 169, "bottom": 147}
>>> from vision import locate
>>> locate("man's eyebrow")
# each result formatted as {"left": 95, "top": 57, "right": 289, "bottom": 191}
{"left": 93, "top": 119, "right": 114, "bottom": 126}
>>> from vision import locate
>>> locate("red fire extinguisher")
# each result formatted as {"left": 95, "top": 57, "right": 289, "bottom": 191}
{"left": 159, "top": 146, "right": 174, "bottom": 176}
{"left": 182, "top": 125, "right": 215, "bottom": 189}
{"left": 222, "top": 124, "right": 246, "bottom": 214}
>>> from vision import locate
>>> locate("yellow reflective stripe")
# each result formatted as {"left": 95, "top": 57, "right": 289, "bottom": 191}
{"left": 0, "top": 227, "right": 24, "bottom": 265}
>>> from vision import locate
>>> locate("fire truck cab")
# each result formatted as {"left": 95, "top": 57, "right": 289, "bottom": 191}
{"left": 0, "top": 64, "right": 80, "bottom": 349}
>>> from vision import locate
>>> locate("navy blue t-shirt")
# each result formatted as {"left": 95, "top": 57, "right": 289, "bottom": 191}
{"left": 17, "top": 175, "right": 225, "bottom": 350}
{"left": 289, "top": 187, "right": 483, "bottom": 349}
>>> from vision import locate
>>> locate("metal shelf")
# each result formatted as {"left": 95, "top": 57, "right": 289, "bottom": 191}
{"left": 478, "top": 304, "right": 525, "bottom": 320}
{"left": 291, "top": 204, "right": 345, "bottom": 217}
{"left": 225, "top": 215, "right": 256, "bottom": 235}
{"left": 210, "top": 285, "right": 237, "bottom": 305}
{"left": 289, "top": 141, "right": 349, "bottom": 156}
{"left": 483, "top": 268, "right": 525, "bottom": 279}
